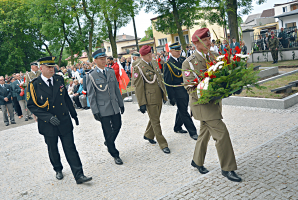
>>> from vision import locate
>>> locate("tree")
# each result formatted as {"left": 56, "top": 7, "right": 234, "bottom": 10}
{"left": 100, "top": 0, "right": 134, "bottom": 58}
{"left": 142, "top": 0, "right": 202, "bottom": 51}
{"left": 0, "top": 0, "right": 44, "bottom": 76}
{"left": 129, "top": 0, "right": 141, "bottom": 51}
{"left": 140, "top": 25, "right": 154, "bottom": 42}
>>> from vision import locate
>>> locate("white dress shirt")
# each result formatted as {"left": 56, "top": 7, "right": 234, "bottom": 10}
{"left": 196, "top": 49, "right": 209, "bottom": 59}
{"left": 41, "top": 74, "right": 53, "bottom": 87}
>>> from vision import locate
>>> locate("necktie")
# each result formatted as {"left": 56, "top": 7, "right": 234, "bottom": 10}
{"left": 47, "top": 79, "right": 53, "bottom": 87}
{"left": 149, "top": 62, "right": 154, "bottom": 69}
{"left": 103, "top": 70, "right": 107, "bottom": 78}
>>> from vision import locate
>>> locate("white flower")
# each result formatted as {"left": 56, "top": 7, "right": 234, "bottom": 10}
{"left": 208, "top": 61, "right": 224, "bottom": 72}
{"left": 216, "top": 55, "right": 225, "bottom": 61}
{"left": 235, "top": 54, "right": 250, "bottom": 59}
{"left": 197, "top": 77, "right": 210, "bottom": 98}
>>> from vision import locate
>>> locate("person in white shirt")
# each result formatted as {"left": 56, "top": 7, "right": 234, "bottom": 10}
{"left": 72, "top": 67, "right": 81, "bottom": 81}
{"left": 210, "top": 40, "right": 219, "bottom": 53}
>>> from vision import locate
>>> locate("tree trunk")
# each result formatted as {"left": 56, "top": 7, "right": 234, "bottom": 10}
{"left": 172, "top": 1, "right": 187, "bottom": 51}
{"left": 103, "top": 10, "right": 118, "bottom": 58}
{"left": 88, "top": 19, "right": 94, "bottom": 62}
{"left": 58, "top": 39, "right": 65, "bottom": 67}
{"left": 70, "top": 49, "right": 74, "bottom": 65}
{"left": 226, "top": 0, "right": 239, "bottom": 42}
{"left": 44, "top": 42, "right": 53, "bottom": 56}
{"left": 132, "top": 14, "right": 139, "bottom": 51}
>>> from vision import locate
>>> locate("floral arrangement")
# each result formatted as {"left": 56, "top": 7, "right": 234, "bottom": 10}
{"left": 19, "top": 77, "right": 26, "bottom": 96}
{"left": 165, "top": 36, "right": 264, "bottom": 105}
{"left": 57, "top": 72, "right": 72, "bottom": 85}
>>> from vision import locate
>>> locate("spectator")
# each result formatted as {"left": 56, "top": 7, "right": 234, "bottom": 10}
{"left": 241, "top": 41, "right": 247, "bottom": 55}
{"left": 125, "top": 62, "right": 131, "bottom": 78}
{"left": 72, "top": 67, "right": 81, "bottom": 80}
{"left": 0, "top": 76, "right": 15, "bottom": 126}
{"left": 10, "top": 75, "right": 22, "bottom": 118}
{"left": 278, "top": 28, "right": 287, "bottom": 48}
{"left": 231, "top": 37, "right": 240, "bottom": 55}
{"left": 72, "top": 79, "right": 83, "bottom": 108}
{"left": 12, "top": 73, "right": 31, "bottom": 121}
{"left": 264, "top": 33, "right": 270, "bottom": 50}
{"left": 221, "top": 40, "right": 228, "bottom": 54}
{"left": 210, "top": 40, "right": 219, "bottom": 53}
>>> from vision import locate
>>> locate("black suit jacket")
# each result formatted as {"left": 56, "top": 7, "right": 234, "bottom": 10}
{"left": 0, "top": 84, "right": 12, "bottom": 105}
{"left": 27, "top": 75, "right": 77, "bottom": 137}
{"left": 163, "top": 56, "right": 188, "bottom": 100}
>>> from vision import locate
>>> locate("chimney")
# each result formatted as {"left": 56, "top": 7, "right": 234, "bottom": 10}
{"left": 122, "top": 33, "right": 126, "bottom": 39}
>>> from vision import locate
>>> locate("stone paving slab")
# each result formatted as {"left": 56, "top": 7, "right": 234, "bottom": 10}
{"left": 0, "top": 103, "right": 298, "bottom": 199}
{"left": 159, "top": 126, "right": 298, "bottom": 200}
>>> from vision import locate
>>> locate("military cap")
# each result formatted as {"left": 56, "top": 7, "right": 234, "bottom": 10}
{"left": 132, "top": 52, "right": 140, "bottom": 56}
{"left": 30, "top": 61, "right": 38, "bottom": 66}
{"left": 37, "top": 56, "right": 56, "bottom": 67}
{"left": 139, "top": 45, "right": 152, "bottom": 56}
{"left": 92, "top": 48, "right": 107, "bottom": 59}
{"left": 169, "top": 42, "right": 181, "bottom": 50}
{"left": 192, "top": 28, "right": 211, "bottom": 42}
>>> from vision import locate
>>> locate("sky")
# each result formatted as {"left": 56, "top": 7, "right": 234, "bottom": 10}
{"left": 118, "top": 0, "right": 288, "bottom": 38}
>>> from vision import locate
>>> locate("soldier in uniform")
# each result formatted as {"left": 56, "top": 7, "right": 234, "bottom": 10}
{"left": 269, "top": 31, "right": 279, "bottom": 64}
{"left": 133, "top": 45, "right": 170, "bottom": 154}
{"left": 131, "top": 52, "right": 141, "bottom": 86}
{"left": 27, "top": 57, "right": 92, "bottom": 184}
{"left": 182, "top": 28, "right": 241, "bottom": 182}
{"left": 25, "top": 61, "right": 42, "bottom": 121}
{"left": 86, "top": 49, "right": 125, "bottom": 165}
{"left": 163, "top": 43, "right": 198, "bottom": 140}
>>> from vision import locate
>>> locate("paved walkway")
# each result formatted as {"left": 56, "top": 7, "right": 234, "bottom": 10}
{"left": 0, "top": 102, "right": 298, "bottom": 199}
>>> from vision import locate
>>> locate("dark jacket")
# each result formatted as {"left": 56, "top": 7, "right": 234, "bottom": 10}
{"left": 0, "top": 84, "right": 12, "bottom": 105}
{"left": 27, "top": 75, "right": 77, "bottom": 136}
{"left": 163, "top": 56, "right": 188, "bottom": 100}
{"left": 11, "top": 80, "right": 25, "bottom": 101}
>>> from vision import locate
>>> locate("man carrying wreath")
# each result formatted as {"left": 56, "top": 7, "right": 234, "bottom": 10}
{"left": 182, "top": 28, "right": 241, "bottom": 182}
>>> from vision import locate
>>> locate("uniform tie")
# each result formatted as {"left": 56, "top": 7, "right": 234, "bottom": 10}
{"left": 47, "top": 79, "right": 53, "bottom": 87}
{"left": 103, "top": 70, "right": 107, "bottom": 78}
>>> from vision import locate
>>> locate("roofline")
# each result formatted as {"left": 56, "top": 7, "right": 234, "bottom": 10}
{"left": 274, "top": 0, "right": 298, "bottom": 7}
{"left": 274, "top": 11, "right": 298, "bottom": 18}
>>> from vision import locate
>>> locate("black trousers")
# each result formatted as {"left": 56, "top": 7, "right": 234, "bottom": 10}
{"left": 73, "top": 95, "right": 82, "bottom": 108}
{"left": 101, "top": 113, "right": 122, "bottom": 158}
{"left": 174, "top": 97, "right": 197, "bottom": 136}
{"left": 12, "top": 97, "right": 22, "bottom": 116}
{"left": 44, "top": 131, "right": 83, "bottom": 180}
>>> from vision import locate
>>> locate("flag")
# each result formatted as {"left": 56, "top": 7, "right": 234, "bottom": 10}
{"left": 165, "top": 41, "right": 172, "bottom": 53}
{"left": 117, "top": 58, "right": 130, "bottom": 94}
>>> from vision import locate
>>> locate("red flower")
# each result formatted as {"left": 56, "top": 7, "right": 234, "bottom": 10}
{"left": 200, "top": 70, "right": 203, "bottom": 72}
{"left": 204, "top": 72, "right": 209, "bottom": 77}
{"left": 229, "top": 48, "right": 232, "bottom": 55}
{"left": 193, "top": 78, "right": 198, "bottom": 83}
{"left": 235, "top": 46, "right": 241, "bottom": 54}
{"left": 208, "top": 62, "right": 214, "bottom": 66}
{"left": 233, "top": 55, "right": 236, "bottom": 61}
{"left": 224, "top": 48, "right": 227, "bottom": 53}
{"left": 210, "top": 74, "right": 216, "bottom": 79}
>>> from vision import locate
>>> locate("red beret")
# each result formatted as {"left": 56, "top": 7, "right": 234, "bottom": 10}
{"left": 271, "top": 31, "right": 275, "bottom": 34}
{"left": 139, "top": 45, "right": 152, "bottom": 56}
{"left": 192, "top": 28, "right": 211, "bottom": 42}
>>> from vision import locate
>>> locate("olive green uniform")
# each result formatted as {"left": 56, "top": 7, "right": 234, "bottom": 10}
{"left": 269, "top": 37, "right": 279, "bottom": 62}
{"left": 25, "top": 71, "right": 42, "bottom": 87}
{"left": 182, "top": 50, "right": 237, "bottom": 171}
{"left": 131, "top": 57, "right": 141, "bottom": 86}
{"left": 133, "top": 59, "right": 168, "bottom": 149}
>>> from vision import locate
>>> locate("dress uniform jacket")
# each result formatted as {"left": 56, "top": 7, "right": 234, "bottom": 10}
{"left": 163, "top": 56, "right": 188, "bottom": 100}
{"left": 131, "top": 57, "right": 141, "bottom": 86}
{"left": 0, "top": 84, "right": 12, "bottom": 105}
{"left": 182, "top": 51, "right": 222, "bottom": 122}
{"left": 133, "top": 59, "right": 167, "bottom": 106}
{"left": 27, "top": 74, "right": 77, "bottom": 137}
{"left": 86, "top": 67, "right": 124, "bottom": 117}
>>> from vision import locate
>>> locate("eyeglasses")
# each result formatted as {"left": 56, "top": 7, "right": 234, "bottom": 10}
{"left": 0, "top": 79, "right": 4, "bottom": 81}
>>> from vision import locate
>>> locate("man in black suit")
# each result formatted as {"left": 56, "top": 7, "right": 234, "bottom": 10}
{"left": 27, "top": 56, "right": 92, "bottom": 184}
{"left": 0, "top": 76, "right": 16, "bottom": 126}
{"left": 163, "top": 43, "right": 198, "bottom": 140}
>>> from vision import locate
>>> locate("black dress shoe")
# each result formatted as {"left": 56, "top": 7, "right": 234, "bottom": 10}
{"left": 85, "top": 107, "right": 90, "bottom": 110}
{"left": 222, "top": 170, "right": 242, "bottom": 182}
{"left": 5, "top": 123, "right": 9, "bottom": 126}
{"left": 114, "top": 157, "right": 123, "bottom": 165}
{"left": 175, "top": 129, "right": 188, "bottom": 133}
{"left": 28, "top": 116, "right": 33, "bottom": 120}
{"left": 11, "top": 122, "right": 16, "bottom": 124}
{"left": 25, "top": 117, "right": 28, "bottom": 121}
{"left": 56, "top": 171, "right": 63, "bottom": 180}
{"left": 190, "top": 135, "right": 198, "bottom": 140}
{"left": 191, "top": 160, "right": 209, "bottom": 174}
{"left": 76, "top": 175, "right": 92, "bottom": 184}
{"left": 144, "top": 136, "right": 157, "bottom": 144}
{"left": 162, "top": 147, "right": 170, "bottom": 154}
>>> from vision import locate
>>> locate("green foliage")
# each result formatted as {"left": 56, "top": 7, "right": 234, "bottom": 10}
{"left": 140, "top": 25, "right": 153, "bottom": 42}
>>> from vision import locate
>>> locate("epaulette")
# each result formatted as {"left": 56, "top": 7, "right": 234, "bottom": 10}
{"left": 30, "top": 77, "right": 38, "bottom": 83}
{"left": 87, "top": 69, "right": 94, "bottom": 74}
{"left": 186, "top": 54, "right": 196, "bottom": 62}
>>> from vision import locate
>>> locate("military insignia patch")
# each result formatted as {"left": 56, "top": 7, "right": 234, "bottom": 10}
{"left": 207, "top": 31, "right": 210, "bottom": 37}
{"left": 185, "top": 71, "right": 190, "bottom": 77}
{"left": 134, "top": 73, "right": 138, "bottom": 78}
{"left": 52, "top": 57, "right": 55, "bottom": 61}
{"left": 26, "top": 92, "right": 30, "bottom": 100}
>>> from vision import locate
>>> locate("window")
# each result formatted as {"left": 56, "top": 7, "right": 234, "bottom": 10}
{"left": 158, "top": 38, "right": 167, "bottom": 46}
{"left": 286, "top": 22, "right": 296, "bottom": 28}
{"left": 174, "top": 35, "right": 189, "bottom": 44}
{"left": 291, "top": 4, "right": 298, "bottom": 11}
{"left": 282, "top": 6, "right": 287, "bottom": 12}
{"left": 107, "top": 46, "right": 111, "bottom": 52}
